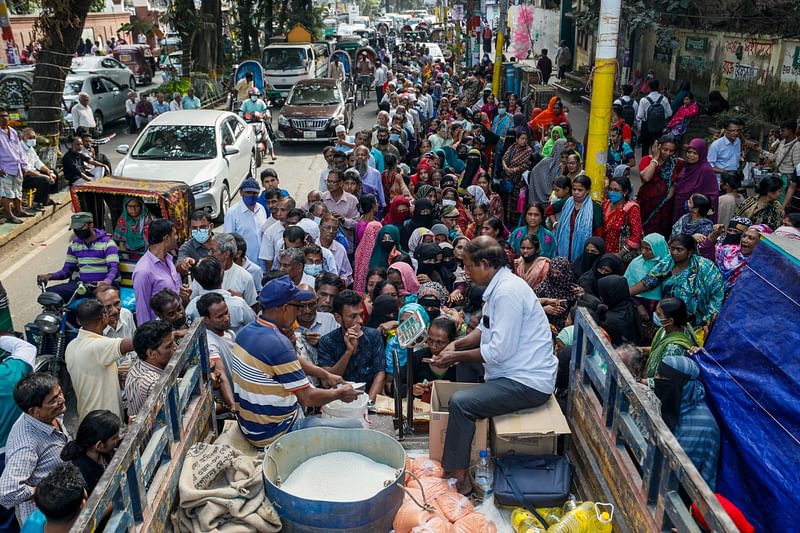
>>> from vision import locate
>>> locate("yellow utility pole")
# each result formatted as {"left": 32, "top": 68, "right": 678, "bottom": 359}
{"left": 585, "top": 0, "right": 622, "bottom": 200}
{"left": 491, "top": 0, "right": 507, "bottom": 97}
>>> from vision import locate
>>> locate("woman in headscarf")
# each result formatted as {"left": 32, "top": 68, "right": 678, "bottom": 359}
{"left": 630, "top": 234, "right": 725, "bottom": 334}
{"left": 643, "top": 297, "right": 697, "bottom": 378}
{"left": 370, "top": 225, "right": 404, "bottom": 271}
{"left": 434, "top": 147, "right": 465, "bottom": 174}
{"left": 354, "top": 220, "right": 383, "bottom": 295}
{"left": 388, "top": 261, "right": 421, "bottom": 301}
{"left": 476, "top": 173, "right": 504, "bottom": 222}
{"left": 637, "top": 135, "right": 682, "bottom": 237}
{"left": 624, "top": 233, "right": 670, "bottom": 340}
{"left": 602, "top": 174, "right": 643, "bottom": 259}
{"left": 415, "top": 244, "right": 454, "bottom": 290}
{"left": 407, "top": 227, "right": 435, "bottom": 268}
{"left": 113, "top": 196, "right": 152, "bottom": 252}
{"left": 649, "top": 355, "right": 720, "bottom": 489}
{"left": 367, "top": 293, "right": 400, "bottom": 332}
{"left": 550, "top": 175, "right": 604, "bottom": 261}
{"left": 597, "top": 275, "right": 642, "bottom": 345}
{"left": 639, "top": 69, "right": 656, "bottom": 96}
{"left": 382, "top": 196, "right": 411, "bottom": 229}
{"left": 534, "top": 256, "right": 579, "bottom": 331}
{"left": 528, "top": 138, "right": 567, "bottom": 206}
{"left": 672, "top": 138, "right": 719, "bottom": 223}
{"left": 479, "top": 217, "right": 516, "bottom": 266}
{"left": 541, "top": 125, "right": 564, "bottom": 157}
{"left": 715, "top": 224, "right": 770, "bottom": 293}
{"left": 411, "top": 161, "right": 433, "bottom": 188}
{"left": 530, "top": 96, "right": 569, "bottom": 134}
{"left": 514, "top": 234, "right": 550, "bottom": 289}
{"left": 501, "top": 129, "right": 534, "bottom": 228}
{"left": 670, "top": 80, "right": 691, "bottom": 112}
{"left": 571, "top": 236, "right": 605, "bottom": 278}
{"left": 735, "top": 175, "right": 784, "bottom": 230}
{"left": 509, "top": 202, "right": 557, "bottom": 257}
{"left": 578, "top": 253, "right": 625, "bottom": 297}
{"left": 466, "top": 184, "right": 488, "bottom": 207}
{"left": 441, "top": 187, "right": 469, "bottom": 232}
{"left": 526, "top": 107, "right": 543, "bottom": 133}
{"left": 382, "top": 154, "right": 412, "bottom": 201}
{"left": 460, "top": 149, "right": 483, "bottom": 190}
{"left": 401, "top": 198, "right": 435, "bottom": 249}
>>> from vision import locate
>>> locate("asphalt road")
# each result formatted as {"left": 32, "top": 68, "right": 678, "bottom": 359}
{"left": 0, "top": 93, "right": 383, "bottom": 329}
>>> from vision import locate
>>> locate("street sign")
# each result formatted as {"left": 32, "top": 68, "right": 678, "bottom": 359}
{"left": 452, "top": 4, "right": 464, "bottom": 21}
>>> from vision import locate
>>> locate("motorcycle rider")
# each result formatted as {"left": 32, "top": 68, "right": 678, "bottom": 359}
{"left": 239, "top": 87, "right": 275, "bottom": 161}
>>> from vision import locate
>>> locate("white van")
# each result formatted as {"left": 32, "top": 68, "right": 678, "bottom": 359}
{"left": 261, "top": 43, "right": 329, "bottom": 97}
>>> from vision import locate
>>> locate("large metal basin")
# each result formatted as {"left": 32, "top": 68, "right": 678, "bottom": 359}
{"left": 263, "top": 427, "right": 406, "bottom": 532}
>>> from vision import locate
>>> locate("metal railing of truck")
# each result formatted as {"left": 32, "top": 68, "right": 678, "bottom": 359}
{"left": 71, "top": 322, "right": 215, "bottom": 532}
{"left": 569, "top": 308, "right": 739, "bottom": 533}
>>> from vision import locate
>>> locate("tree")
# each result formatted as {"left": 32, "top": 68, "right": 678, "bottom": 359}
{"left": 29, "top": 0, "right": 93, "bottom": 141}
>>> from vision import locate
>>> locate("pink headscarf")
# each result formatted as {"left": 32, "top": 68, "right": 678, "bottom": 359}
{"left": 388, "top": 262, "right": 420, "bottom": 296}
{"left": 354, "top": 221, "right": 383, "bottom": 295}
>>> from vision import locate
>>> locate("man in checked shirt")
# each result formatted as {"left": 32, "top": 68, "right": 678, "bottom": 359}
{"left": 0, "top": 372, "right": 69, "bottom": 526}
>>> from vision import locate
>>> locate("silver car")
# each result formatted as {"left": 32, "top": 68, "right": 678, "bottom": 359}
{"left": 63, "top": 74, "right": 129, "bottom": 134}
{"left": 70, "top": 56, "right": 137, "bottom": 90}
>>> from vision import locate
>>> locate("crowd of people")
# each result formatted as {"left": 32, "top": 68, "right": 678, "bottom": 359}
{"left": 1, "top": 36, "right": 799, "bottom": 532}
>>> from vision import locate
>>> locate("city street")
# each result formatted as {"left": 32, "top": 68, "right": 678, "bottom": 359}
{"left": 0, "top": 95, "right": 385, "bottom": 329}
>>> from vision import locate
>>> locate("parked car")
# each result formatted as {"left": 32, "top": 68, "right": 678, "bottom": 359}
{"left": 114, "top": 110, "right": 257, "bottom": 222}
{"left": 63, "top": 73, "right": 129, "bottom": 135}
{"left": 70, "top": 56, "right": 137, "bottom": 90}
{"left": 276, "top": 78, "right": 354, "bottom": 143}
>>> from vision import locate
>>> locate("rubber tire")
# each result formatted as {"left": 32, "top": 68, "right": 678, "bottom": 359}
{"left": 129, "top": 76, "right": 136, "bottom": 90}
{"left": 215, "top": 183, "right": 230, "bottom": 224}
{"left": 254, "top": 148, "right": 262, "bottom": 171}
{"left": 94, "top": 112, "right": 104, "bottom": 135}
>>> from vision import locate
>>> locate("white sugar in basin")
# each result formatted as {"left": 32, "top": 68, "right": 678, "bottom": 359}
{"left": 263, "top": 427, "right": 406, "bottom": 532}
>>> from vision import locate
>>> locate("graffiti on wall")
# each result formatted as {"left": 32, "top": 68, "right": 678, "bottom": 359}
{"left": 780, "top": 43, "right": 800, "bottom": 84}
{"left": 720, "top": 36, "right": 773, "bottom": 82}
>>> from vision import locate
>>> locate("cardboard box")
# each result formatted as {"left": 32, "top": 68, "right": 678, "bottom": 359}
{"left": 428, "top": 381, "right": 489, "bottom": 464}
{"left": 491, "top": 395, "right": 571, "bottom": 456}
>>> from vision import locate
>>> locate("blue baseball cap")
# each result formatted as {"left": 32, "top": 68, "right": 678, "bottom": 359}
{"left": 241, "top": 178, "right": 260, "bottom": 193}
{"left": 260, "top": 275, "right": 314, "bottom": 309}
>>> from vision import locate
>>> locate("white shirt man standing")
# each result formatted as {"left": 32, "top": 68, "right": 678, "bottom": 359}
{"left": 70, "top": 93, "right": 96, "bottom": 131}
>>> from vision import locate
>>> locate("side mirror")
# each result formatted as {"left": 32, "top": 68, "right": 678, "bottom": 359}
{"left": 223, "top": 145, "right": 240, "bottom": 156}
{"left": 116, "top": 144, "right": 130, "bottom": 154}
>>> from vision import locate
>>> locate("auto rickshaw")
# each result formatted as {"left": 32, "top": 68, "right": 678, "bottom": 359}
{"left": 354, "top": 46, "right": 378, "bottom": 108}
{"left": 336, "top": 35, "right": 367, "bottom": 65}
{"left": 229, "top": 60, "right": 272, "bottom": 110}
{"left": 69, "top": 176, "right": 194, "bottom": 313}
{"left": 113, "top": 45, "right": 155, "bottom": 86}
{"left": 330, "top": 50, "right": 354, "bottom": 101}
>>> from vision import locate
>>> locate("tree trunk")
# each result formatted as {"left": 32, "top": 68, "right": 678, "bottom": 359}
{"left": 192, "top": 0, "right": 221, "bottom": 73}
{"left": 238, "top": 0, "right": 253, "bottom": 56}
{"left": 29, "top": 0, "right": 93, "bottom": 143}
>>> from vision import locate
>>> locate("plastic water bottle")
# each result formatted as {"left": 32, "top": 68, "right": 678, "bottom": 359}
{"left": 474, "top": 450, "right": 494, "bottom": 496}
{"left": 547, "top": 501, "right": 595, "bottom": 532}
{"left": 511, "top": 508, "right": 546, "bottom": 533}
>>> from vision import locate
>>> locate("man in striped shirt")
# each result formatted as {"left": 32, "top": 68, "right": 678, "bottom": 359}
{"left": 36, "top": 212, "right": 119, "bottom": 303}
{"left": 231, "top": 275, "right": 360, "bottom": 448}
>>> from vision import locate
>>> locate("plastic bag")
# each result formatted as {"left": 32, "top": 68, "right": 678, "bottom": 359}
{"left": 433, "top": 491, "right": 474, "bottom": 523}
{"left": 406, "top": 475, "right": 456, "bottom": 500}
{"left": 412, "top": 457, "right": 445, "bottom": 479}
{"left": 454, "top": 512, "right": 498, "bottom": 533}
{"left": 393, "top": 499, "right": 441, "bottom": 533}
{"left": 411, "top": 515, "right": 457, "bottom": 533}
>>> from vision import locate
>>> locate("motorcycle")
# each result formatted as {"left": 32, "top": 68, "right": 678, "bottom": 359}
{"left": 243, "top": 110, "right": 276, "bottom": 167}
{"left": 25, "top": 281, "right": 91, "bottom": 404}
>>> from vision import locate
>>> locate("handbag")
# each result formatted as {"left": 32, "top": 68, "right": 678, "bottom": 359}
{"left": 493, "top": 453, "right": 573, "bottom": 527}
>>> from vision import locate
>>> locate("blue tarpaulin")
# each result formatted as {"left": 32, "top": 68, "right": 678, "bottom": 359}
{"left": 696, "top": 236, "right": 800, "bottom": 532}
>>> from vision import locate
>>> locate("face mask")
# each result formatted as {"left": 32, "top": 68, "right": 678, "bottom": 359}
{"left": 608, "top": 191, "right": 623, "bottom": 203}
{"left": 74, "top": 229, "right": 91, "bottom": 241}
{"left": 427, "top": 308, "right": 442, "bottom": 320}
{"left": 242, "top": 195, "right": 257, "bottom": 207}
{"left": 250, "top": 96, "right": 257, "bottom": 102}
{"left": 522, "top": 252, "right": 537, "bottom": 264}
{"left": 652, "top": 312, "right": 669, "bottom": 327}
{"left": 442, "top": 199, "right": 457, "bottom": 208}
{"left": 417, "top": 263, "right": 437, "bottom": 276}
{"left": 381, "top": 240, "right": 395, "bottom": 253}
{"left": 192, "top": 228, "right": 210, "bottom": 244}
{"left": 25, "top": 138, "right": 36, "bottom": 148}
{"left": 457, "top": 152, "right": 467, "bottom": 161}
{"left": 498, "top": 108, "right": 507, "bottom": 115}
{"left": 313, "top": 216, "right": 322, "bottom": 224}
{"left": 304, "top": 264, "right": 323, "bottom": 277}
{"left": 390, "top": 133, "right": 400, "bottom": 142}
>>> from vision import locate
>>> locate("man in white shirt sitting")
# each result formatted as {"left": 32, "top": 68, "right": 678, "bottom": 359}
{"left": 425, "top": 236, "right": 557, "bottom": 494}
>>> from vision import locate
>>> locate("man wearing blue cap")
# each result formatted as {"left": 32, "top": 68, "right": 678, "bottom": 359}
{"left": 230, "top": 274, "right": 361, "bottom": 448}
{"left": 224, "top": 178, "right": 267, "bottom": 266}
